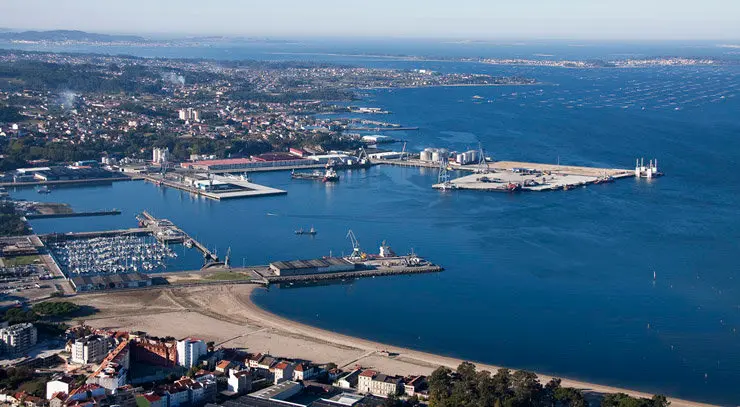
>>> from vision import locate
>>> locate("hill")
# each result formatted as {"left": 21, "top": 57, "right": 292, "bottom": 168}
{"left": 0, "top": 30, "right": 145, "bottom": 42}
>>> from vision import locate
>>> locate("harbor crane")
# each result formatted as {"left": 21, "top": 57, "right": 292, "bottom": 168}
{"left": 400, "top": 142, "right": 409, "bottom": 161}
{"left": 346, "top": 229, "right": 366, "bottom": 260}
{"left": 477, "top": 142, "right": 490, "bottom": 174}
{"left": 437, "top": 158, "right": 456, "bottom": 190}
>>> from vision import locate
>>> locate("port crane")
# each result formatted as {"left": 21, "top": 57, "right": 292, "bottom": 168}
{"left": 346, "top": 229, "right": 366, "bottom": 260}
{"left": 437, "top": 158, "right": 456, "bottom": 190}
{"left": 476, "top": 142, "right": 490, "bottom": 174}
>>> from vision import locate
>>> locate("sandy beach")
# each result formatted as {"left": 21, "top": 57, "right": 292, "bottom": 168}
{"left": 70, "top": 284, "right": 715, "bottom": 407}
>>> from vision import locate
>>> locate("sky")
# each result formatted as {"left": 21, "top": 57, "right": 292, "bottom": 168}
{"left": 1, "top": 0, "right": 739, "bottom": 40}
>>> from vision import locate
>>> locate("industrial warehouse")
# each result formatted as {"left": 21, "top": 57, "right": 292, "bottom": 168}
{"left": 268, "top": 258, "right": 357, "bottom": 277}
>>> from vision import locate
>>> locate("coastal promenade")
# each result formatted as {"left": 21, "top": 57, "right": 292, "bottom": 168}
{"left": 71, "top": 284, "right": 716, "bottom": 407}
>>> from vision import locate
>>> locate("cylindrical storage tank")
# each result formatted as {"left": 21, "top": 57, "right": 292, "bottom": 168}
{"left": 456, "top": 153, "right": 464, "bottom": 164}
{"left": 420, "top": 150, "right": 431, "bottom": 161}
{"left": 439, "top": 148, "right": 449, "bottom": 158}
{"left": 431, "top": 151, "right": 441, "bottom": 162}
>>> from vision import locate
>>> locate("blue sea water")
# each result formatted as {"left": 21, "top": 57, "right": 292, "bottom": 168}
{"left": 4, "top": 41, "right": 740, "bottom": 404}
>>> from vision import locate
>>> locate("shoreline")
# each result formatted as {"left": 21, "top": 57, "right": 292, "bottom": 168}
{"left": 72, "top": 284, "right": 717, "bottom": 407}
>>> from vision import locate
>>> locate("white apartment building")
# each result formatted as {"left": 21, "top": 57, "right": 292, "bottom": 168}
{"left": 176, "top": 338, "right": 207, "bottom": 368}
{"left": 0, "top": 323, "right": 37, "bottom": 356}
{"left": 71, "top": 335, "right": 108, "bottom": 364}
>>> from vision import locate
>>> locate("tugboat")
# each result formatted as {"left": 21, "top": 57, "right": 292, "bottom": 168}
{"left": 322, "top": 167, "right": 339, "bottom": 183}
{"left": 37, "top": 185, "right": 51, "bottom": 194}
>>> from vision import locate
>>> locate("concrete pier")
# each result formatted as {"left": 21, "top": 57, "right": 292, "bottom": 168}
{"left": 142, "top": 174, "right": 286, "bottom": 200}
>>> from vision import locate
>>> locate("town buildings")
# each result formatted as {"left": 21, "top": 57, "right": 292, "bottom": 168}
{"left": 357, "top": 370, "right": 403, "bottom": 397}
{"left": 70, "top": 335, "right": 108, "bottom": 364}
{"left": 177, "top": 338, "right": 207, "bottom": 368}
{"left": 153, "top": 147, "right": 170, "bottom": 164}
{"left": 0, "top": 323, "right": 38, "bottom": 356}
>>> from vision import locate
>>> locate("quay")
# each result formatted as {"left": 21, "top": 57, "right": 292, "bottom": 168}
{"left": 25, "top": 209, "right": 121, "bottom": 219}
{"left": 141, "top": 173, "right": 286, "bottom": 200}
{"left": 0, "top": 176, "right": 133, "bottom": 188}
{"left": 349, "top": 126, "right": 420, "bottom": 131}
{"left": 375, "top": 158, "right": 637, "bottom": 192}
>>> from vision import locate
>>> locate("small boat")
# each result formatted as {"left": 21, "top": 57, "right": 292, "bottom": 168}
{"left": 37, "top": 186, "right": 51, "bottom": 194}
{"left": 506, "top": 183, "right": 522, "bottom": 192}
{"left": 295, "top": 226, "right": 317, "bottom": 236}
{"left": 184, "top": 240, "right": 194, "bottom": 248}
{"left": 322, "top": 168, "right": 339, "bottom": 182}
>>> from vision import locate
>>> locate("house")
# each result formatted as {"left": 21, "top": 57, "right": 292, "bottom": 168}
{"left": 327, "top": 368, "right": 342, "bottom": 383}
{"left": 292, "top": 363, "right": 320, "bottom": 381}
{"left": 403, "top": 375, "right": 427, "bottom": 397}
{"left": 163, "top": 384, "right": 189, "bottom": 407}
{"left": 174, "top": 377, "right": 206, "bottom": 405}
{"left": 357, "top": 370, "right": 403, "bottom": 397}
{"left": 215, "top": 359, "right": 237, "bottom": 373}
{"left": 194, "top": 373, "right": 218, "bottom": 402}
{"left": 68, "top": 384, "right": 106, "bottom": 402}
{"left": 226, "top": 369, "right": 253, "bottom": 395}
{"left": 48, "top": 392, "right": 67, "bottom": 407}
{"left": 271, "top": 361, "right": 294, "bottom": 384}
{"left": 46, "top": 375, "right": 75, "bottom": 399}
{"left": 335, "top": 369, "right": 362, "bottom": 389}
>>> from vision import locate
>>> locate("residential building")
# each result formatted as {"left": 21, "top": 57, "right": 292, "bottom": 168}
{"left": 194, "top": 373, "right": 218, "bottom": 402}
{"left": 271, "top": 362, "right": 294, "bottom": 384}
{"left": 357, "top": 370, "right": 403, "bottom": 397}
{"left": 292, "top": 363, "right": 319, "bottom": 381}
{"left": 71, "top": 335, "right": 108, "bottom": 364}
{"left": 403, "top": 375, "right": 427, "bottom": 397}
{"left": 335, "top": 369, "right": 361, "bottom": 389}
{"left": 177, "top": 338, "right": 207, "bottom": 368}
{"left": 46, "top": 375, "right": 74, "bottom": 400}
{"left": 227, "top": 369, "right": 252, "bottom": 395}
{"left": 0, "top": 323, "right": 37, "bottom": 356}
{"left": 152, "top": 147, "right": 170, "bottom": 164}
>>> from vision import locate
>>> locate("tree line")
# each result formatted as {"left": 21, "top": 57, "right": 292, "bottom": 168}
{"left": 427, "top": 363, "right": 670, "bottom": 407}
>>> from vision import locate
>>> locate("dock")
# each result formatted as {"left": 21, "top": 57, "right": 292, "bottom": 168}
{"left": 25, "top": 210, "right": 121, "bottom": 219}
{"left": 139, "top": 211, "right": 219, "bottom": 262}
{"left": 375, "top": 158, "right": 636, "bottom": 192}
{"left": 141, "top": 174, "right": 287, "bottom": 200}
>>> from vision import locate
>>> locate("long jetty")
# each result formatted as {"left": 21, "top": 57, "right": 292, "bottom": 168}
{"left": 25, "top": 210, "right": 121, "bottom": 219}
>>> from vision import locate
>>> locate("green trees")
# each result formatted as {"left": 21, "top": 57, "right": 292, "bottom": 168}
{"left": 601, "top": 393, "right": 670, "bottom": 407}
{"left": 427, "top": 362, "right": 675, "bottom": 407}
{"left": 31, "top": 301, "right": 80, "bottom": 317}
{"left": 0, "top": 203, "right": 29, "bottom": 236}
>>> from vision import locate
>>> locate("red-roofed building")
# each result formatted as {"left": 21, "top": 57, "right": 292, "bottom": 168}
{"left": 271, "top": 361, "right": 295, "bottom": 384}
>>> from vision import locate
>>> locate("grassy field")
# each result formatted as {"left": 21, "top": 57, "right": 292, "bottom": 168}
{"left": 1, "top": 255, "right": 41, "bottom": 267}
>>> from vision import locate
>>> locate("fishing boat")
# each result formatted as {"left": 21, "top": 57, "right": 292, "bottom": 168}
{"left": 295, "top": 226, "right": 317, "bottom": 236}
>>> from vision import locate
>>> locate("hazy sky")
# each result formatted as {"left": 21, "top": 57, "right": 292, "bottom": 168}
{"left": 1, "top": 0, "right": 739, "bottom": 40}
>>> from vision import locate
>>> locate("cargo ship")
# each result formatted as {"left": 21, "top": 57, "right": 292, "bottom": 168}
{"left": 291, "top": 167, "right": 339, "bottom": 183}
